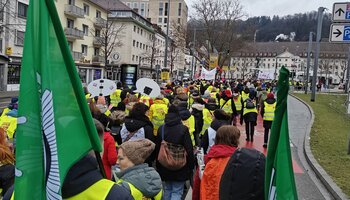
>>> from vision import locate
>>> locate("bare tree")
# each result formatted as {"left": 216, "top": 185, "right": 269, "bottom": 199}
{"left": 337, "top": 60, "right": 347, "bottom": 83}
{"left": 192, "top": 0, "right": 245, "bottom": 72}
{"left": 101, "top": 21, "right": 125, "bottom": 64}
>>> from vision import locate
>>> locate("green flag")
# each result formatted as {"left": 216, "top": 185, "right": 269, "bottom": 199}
{"left": 14, "top": 0, "right": 102, "bottom": 199}
{"left": 265, "top": 66, "right": 298, "bottom": 200}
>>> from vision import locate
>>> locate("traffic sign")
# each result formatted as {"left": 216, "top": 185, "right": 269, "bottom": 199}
{"left": 332, "top": 3, "right": 350, "bottom": 21}
{"left": 329, "top": 24, "right": 350, "bottom": 42}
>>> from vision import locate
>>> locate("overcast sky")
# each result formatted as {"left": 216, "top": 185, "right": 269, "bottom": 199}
{"left": 185, "top": 0, "right": 335, "bottom": 18}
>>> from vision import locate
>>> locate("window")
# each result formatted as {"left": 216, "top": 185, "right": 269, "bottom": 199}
{"left": 68, "top": 41, "right": 73, "bottom": 51}
{"left": 68, "top": 0, "right": 75, "bottom": 5}
{"left": 83, "top": 4, "right": 89, "bottom": 15}
{"left": 136, "top": 56, "right": 138, "bottom": 62}
{"left": 141, "top": 3, "right": 145, "bottom": 16}
{"left": 132, "top": 55, "right": 135, "bottom": 61}
{"left": 81, "top": 44, "right": 88, "bottom": 56}
{"left": 139, "top": 43, "right": 142, "bottom": 49}
{"left": 127, "top": 3, "right": 131, "bottom": 7}
{"left": 159, "top": 2, "right": 163, "bottom": 16}
{"left": 94, "top": 47, "right": 100, "bottom": 56}
{"left": 133, "top": 2, "right": 138, "bottom": 9}
{"left": 164, "top": 18, "right": 167, "bottom": 23}
{"left": 96, "top": 10, "right": 101, "bottom": 18}
{"left": 141, "top": 29, "right": 143, "bottom": 35}
{"left": 158, "top": 18, "right": 162, "bottom": 23}
{"left": 136, "top": 41, "right": 139, "bottom": 47}
{"left": 164, "top": 3, "right": 168, "bottom": 16}
{"left": 137, "top": 27, "right": 140, "bottom": 33}
{"left": 178, "top": 18, "right": 181, "bottom": 24}
{"left": 16, "top": 30, "right": 25, "bottom": 46}
{"left": 83, "top": 24, "right": 89, "bottom": 36}
{"left": 95, "top": 29, "right": 100, "bottom": 37}
{"left": 7, "top": 65, "right": 21, "bottom": 84}
{"left": 18, "top": 2, "right": 28, "bottom": 18}
{"left": 134, "top": 26, "right": 136, "bottom": 32}
{"left": 67, "top": 18, "right": 74, "bottom": 28}
{"left": 178, "top": 3, "right": 182, "bottom": 16}
{"left": 143, "top": 44, "right": 145, "bottom": 49}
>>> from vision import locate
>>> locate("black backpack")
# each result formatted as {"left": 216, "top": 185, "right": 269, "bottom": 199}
{"left": 219, "top": 148, "right": 266, "bottom": 200}
{"left": 245, "top": 99, "right": 256, "bottom": 109}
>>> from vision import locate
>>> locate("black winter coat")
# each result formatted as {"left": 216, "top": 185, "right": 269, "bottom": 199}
{"left": 0, "top": 164, "right": 14, "bottom": 197}
{"left": 201, "top": 119, "right": 231, "bottom": 154}
{"left": 191, "top": 103, "right": 204, "bottom": 137}
{"left": 155, "top": 112, "right": 195, "bottom": 182}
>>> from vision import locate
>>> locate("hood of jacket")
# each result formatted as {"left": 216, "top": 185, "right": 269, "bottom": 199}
{"left": 117, "top": 164, "right": 162, "bottom": 198}
{"left": 210, "top": 119, "right": 230, "bottom": 131}
{"left": 164, "top": 112, "right": 182, "bottom": 127}
{"left": 192, "top": 103, "right": 204, "bottom": 111}
{"left": 62, "top": 155, "right": 102, "bottom": 198}
{"left": 176, "top": 102, "right": 191, "bottom": 121}
{"left": 205, "top": 103, "right": 219, "bottom": 111}
{"left": 124, "top": 116, "right": 153, "bottom": 133}
{"left": 265, "top": 98, "right": 276, "bottom": 104}
{"left": 206, "top": 145, "right": 237, "bottom": 161}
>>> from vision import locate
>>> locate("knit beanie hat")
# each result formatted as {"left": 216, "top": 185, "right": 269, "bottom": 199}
{"left": 119, "top": 139, "right": 155, "bottom": 165}
{"left": 214, "top": 109, "right": 231, "bottom": 121}
{"left": 267, "top": 93, "right": 274, "bottom": 99}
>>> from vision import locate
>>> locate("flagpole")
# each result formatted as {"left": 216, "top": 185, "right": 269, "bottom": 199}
{"left": 95, "top": 151, "right": 107, "bottom": 178}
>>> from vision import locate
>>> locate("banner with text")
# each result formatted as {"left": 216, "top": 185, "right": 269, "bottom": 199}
{"left": 258, "top": 70, "right": 275, "bottom": 80}
{"left": 201, "top": 68, "right": 217, "bottom": 80}
{"left": 209, "top": 53, "right": 219, "bottom": 69}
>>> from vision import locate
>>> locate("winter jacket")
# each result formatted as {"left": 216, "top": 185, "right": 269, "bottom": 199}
{"left": 201, "top": 119, "right": 231, "bottom": 154}
{"left": 155, "top": 112, "right": 195, "bottom": 182}
{"left": 191, "top": 103, "right": 204, "bottom": 138}
{"left": 177, "top": 101, "right": 196, "bottom": 145}
{"left": 103, "top": 132, "right": 118, "bottom": 180}
{"left": 201, "top": 103, "right": 219, "bottom": 135}
{"left": 0, "top": 164, "right": 14, "bottom": 197}
{"left": 117, "top": 163, "right": 162, "bottom": 199}
{"left": 61, "top": 155, "right": 133, "bottom": 200}
{"left": 149, "top": 99, "right": 168, "bottom": 135}
{"left": 192, "top": 145, "right": 237, "bottom": 200}
{"left": 260, "top": 97, "right": 276, "bottom": 118}
{"left": 240, "top": 101, "right": 258, "bottom": 125}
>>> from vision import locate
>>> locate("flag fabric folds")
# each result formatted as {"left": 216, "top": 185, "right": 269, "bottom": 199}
{"left": 265, "top": 66, "right": 298, "bottom": 200}
{"left": 14, "top": 0, "right": 102, "bottom": 199}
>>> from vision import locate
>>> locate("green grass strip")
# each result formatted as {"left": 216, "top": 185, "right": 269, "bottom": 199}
{"left": 294, "top": 93, "right": 350, "bottom": 196}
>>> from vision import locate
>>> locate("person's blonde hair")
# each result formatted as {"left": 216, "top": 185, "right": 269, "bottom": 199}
{"left": 215, "top": 125, "right": 240, "bottom": 147}
{"left": 0, "top": 128, "right": 15, "bottom": 164}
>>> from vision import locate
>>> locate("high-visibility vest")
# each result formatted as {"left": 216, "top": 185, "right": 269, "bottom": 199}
{"left": 233, "top": 96, "right": 242, "bottom": 112}
{"left": 220, "top": 99, "right": 232, "bottom": 114}
{"left": 110, "top": 89, "right": 122, "bottom": 107}
{"left": 209, "top": 92, "right": 218, "bottom": 103}
{"left": 241, "top": 92, "right": 250, "bottom": 102}
{"left": 201, "top": 109, "right": 214, "bottom": 135}
{"left": 66, "top": 179, "right": 114, "bottom": 200}
{"left": 182, "top": 115, "right": 195, "bottom": 146}
{"left": 263, "top": 101, "right": 276, "bottom": 121}
{"left": 140, "top": 95, "right": 152, "bottom": 107}
{"left": 0, "top": 107, "right": 10, "bottom": 118}
{"left": 149, "top": 100, "right": 168, "bottom": 136}
{"left": 0, "top": 115, "right": 17, "bottom": 139}
{"left": 117, "top": 180, "right": 162, "bottom": 200}
{"left": 243, "top": 102, "right": 258, "bottom": 116}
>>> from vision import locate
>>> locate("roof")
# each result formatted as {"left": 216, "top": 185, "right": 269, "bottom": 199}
{"left": 90, "top": 0, "right": 132, "bottom": 11}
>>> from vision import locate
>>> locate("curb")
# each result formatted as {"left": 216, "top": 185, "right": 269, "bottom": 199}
{"left": 290, "top": 94, "right": 349, "bottom": 200}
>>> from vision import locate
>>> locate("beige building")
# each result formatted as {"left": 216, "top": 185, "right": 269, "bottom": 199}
{"left": 119, "top": 0, "right": 150, "bottom": 18}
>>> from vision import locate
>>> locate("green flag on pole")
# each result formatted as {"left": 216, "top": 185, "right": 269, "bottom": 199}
{"left": 265, "top": 66, "right": 298, "bottom": 200}
{"left": 14, "top": 0, "right": 102, "bottom": 199}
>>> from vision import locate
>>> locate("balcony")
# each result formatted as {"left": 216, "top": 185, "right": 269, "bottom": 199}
{"left": 64, "top": 28, "right": 84, "bottom": 40}
{"left": 94, "top": 17, "right": 107, "bottom": 28}
{"left": 64, "top": 4, "right": 84, "bottom": 18}
{"left": 92, "top": 55, "right": 104, "bottom": 63}
{"left": 71, "top": 51, "right": 83, "bottom": 61}
{"left": 93, "top": 36, "right": 103, "bottom": 46}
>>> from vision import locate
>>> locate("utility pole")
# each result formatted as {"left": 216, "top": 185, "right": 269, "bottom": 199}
{"left": 191, "top": 28, "right": 197, "bottom": 80}
{"left": 305, "top": 32, "right": 313, "bottom": 94}
{"left": 311, "top": 7, "right": 325, "bottom": 102}
{"left": 346, "top": 47, "right": 350, "bottom": 114}
{"left": 163, "top": 0, "right": 170, "bottom": 72}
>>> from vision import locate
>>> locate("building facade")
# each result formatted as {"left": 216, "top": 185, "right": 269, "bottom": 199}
{"left": 119, "top": 0, "right": 150, "bottom": 18}
{"left": 231, "top": 42, "right": 349, "bottom": 85}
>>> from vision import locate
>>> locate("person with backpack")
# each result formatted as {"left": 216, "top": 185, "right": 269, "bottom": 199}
{"left": 260, "top": 92, "right": 276, "bottom": 148}
{"left": 219, "top": 89, "right": 238, "bottom": 125}
{"left": 118, "top": 103, "right": 155, "bottom": 165}
{"left": 155, "top": 105, "right": 194, "bottom": 200}
{"left": 240, "top": 98, "right": 258, "bottom": 142}
{"left": 192, "top": 125, "right": 240, "bottom": 200}
{"left": 201, "top": 109, "right": 231, "bottom": 154}
{"left": 201, "top": 97, "right": 219, "bottom": 136}
{"left": 149, "top": 94, "right": 168, "bottom": 136}
{"left": 219, "top": 148, "right": 266, "bottom": 200}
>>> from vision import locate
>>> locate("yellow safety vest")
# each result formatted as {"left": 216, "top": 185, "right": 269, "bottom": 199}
{"left": 140, "top": 95, "right": 152, "bottom": 107}
{"left": 201, "top": 109, "right": 214, "bottom": 135}
{"left": 110, "top": 89, "right": 122, "bottom": 107}
{"left": 104, "top": 109, "right": 111, "bottom": 117}
{"left": 0, "top": 115, "right": 17, "bottom": 139}
{"left": 117, "top": 180, "right": 162, "bottom": 200}
{"left": 241, "top": 92, "right": 250, "bottom": 102}
{"left": 1, "top": 107, "right": 10, "bottom": 118}
{"left": 149, "top": 100, "right": 168, "bottom": 136}
{"left": 243, "top": 102, "right": 258, "bottom": 116}
{"left": 220, "top": 99, "right": 232, "bottom": 115}
{"left": 233, "top": 96, "right": 242, "bottom": 112}
{"left": 263, "top": 101, "right": 276, "bottom": 121}
{"left": 66, "top": 179, "right": 114, "bottom": 200}
{"left": 182, "top": 115, "right": 195, "bottom": 146}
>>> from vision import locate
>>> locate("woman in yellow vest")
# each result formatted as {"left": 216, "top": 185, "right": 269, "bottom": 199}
{"left": 149, "top": 95, "right": 168, "bottom": 136}
{"left": 201, "top": 98, "right": 219, "bottom": 136}
{"left": 260, "top": 93, "right": 276, "bottom": 148}
{"left": 240, "top": 98, "right": 258, "bottom": 142}
{"left": 116, "top": 139, "right": 163, "bottom": 200}
{"left": 173, "top": 98, "right": 196, "bottom": 147}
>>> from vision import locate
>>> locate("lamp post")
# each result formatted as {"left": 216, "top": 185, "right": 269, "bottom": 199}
{"left": 163, "top": 0, "right": 170, "bottom": 70}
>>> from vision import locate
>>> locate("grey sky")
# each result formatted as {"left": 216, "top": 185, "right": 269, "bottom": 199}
{"left": 185, "top": 0, "right": 335, "bottom": 18}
